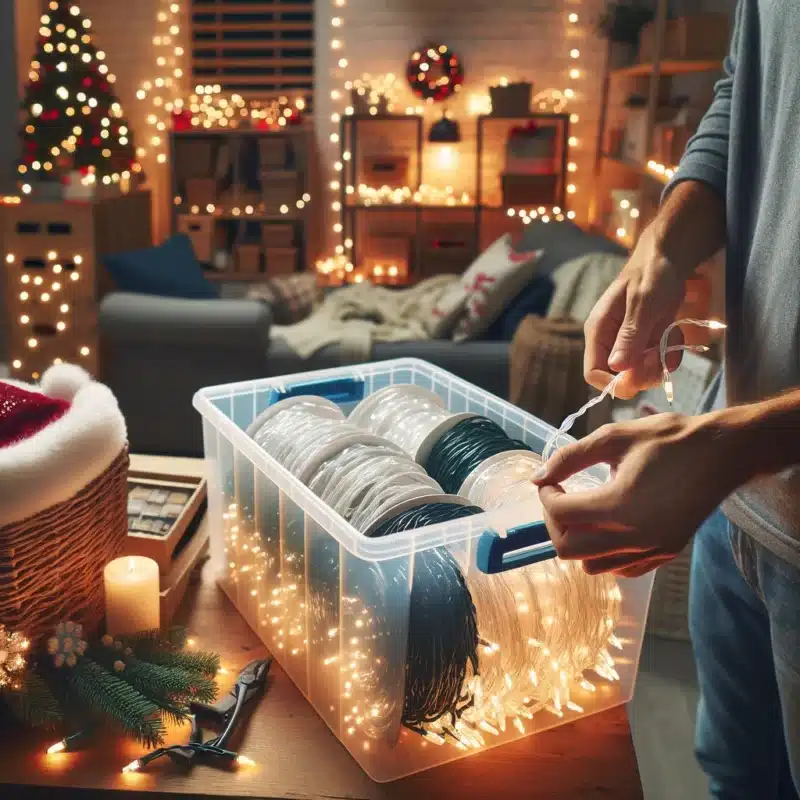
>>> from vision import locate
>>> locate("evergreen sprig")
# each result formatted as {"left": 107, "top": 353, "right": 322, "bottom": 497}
{"left": 4, "top": 670, "right": 63, "bottom": 728}
{"left": 64, "top": 659, "right": 165, "bottom": 748}
{"left": 144, "top": 649, "right": 221, "bottom": 678}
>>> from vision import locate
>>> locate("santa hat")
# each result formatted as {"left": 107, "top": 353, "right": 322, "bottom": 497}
{"left": 0, "top": 364, "right": 127, "bottom": 527}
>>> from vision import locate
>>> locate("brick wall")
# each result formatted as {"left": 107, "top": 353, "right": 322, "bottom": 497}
{"left": 314, "top": 0, "right": 608, "bottom": 247}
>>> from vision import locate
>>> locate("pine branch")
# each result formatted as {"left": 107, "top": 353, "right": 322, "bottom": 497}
{"left": 87, "top": 643, "right": 217, "bottom": 710}
{"left": 64, "top": 659, "right": 165, "bottom": 748}
{"left": 145, "top": 649, "right": 221, "bottom": 678}
{"left": 2, "top": 670, "right": 63, "bottom": 729}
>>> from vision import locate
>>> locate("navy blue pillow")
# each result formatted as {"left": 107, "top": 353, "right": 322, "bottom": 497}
{"left": 105, "top": 234, "right": 218, "bottom": 299}
{"left": 483, "top": 274, "right": 555, "bottom": 342}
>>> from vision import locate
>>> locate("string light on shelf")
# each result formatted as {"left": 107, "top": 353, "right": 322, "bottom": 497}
{"left": 646, "top": 159, "right": 676, "bottom": 184}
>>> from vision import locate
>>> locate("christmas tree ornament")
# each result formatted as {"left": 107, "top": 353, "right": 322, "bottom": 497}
{"left": 18, "top": 1, "right": 138, "bottom": 191}
{"left": 0, "top": 625, "right": 30, "bottom": 689}
{"left": 47, "top": 621, "right": 87, "bottom": 668}
{"left": 406, "top": 44, "right": 464, "bottom": 103}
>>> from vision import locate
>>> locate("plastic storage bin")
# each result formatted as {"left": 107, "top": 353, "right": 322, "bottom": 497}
{"left": 193, "top": 359, "right": 654, "bottom": 782}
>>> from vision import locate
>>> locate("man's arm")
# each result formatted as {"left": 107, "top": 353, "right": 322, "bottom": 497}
{"left": 720, "top": 389, "right": 800, "bottom": 480}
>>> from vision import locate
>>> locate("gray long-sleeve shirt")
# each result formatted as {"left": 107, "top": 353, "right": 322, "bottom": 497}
{"left": 667, "top": 0, "right": 800, "bottom": 566}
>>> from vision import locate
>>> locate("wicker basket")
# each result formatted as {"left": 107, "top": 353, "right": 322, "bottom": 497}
{"left": 646, "top": 541, "right": 694, "bottom": 641}
{"left": 0, "top": 449, "right": 129, "bottom": 646}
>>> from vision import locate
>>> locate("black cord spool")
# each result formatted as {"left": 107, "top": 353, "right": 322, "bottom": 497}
{"left": 426, "top": 417, "right": 534, "bottom": 495}
{"left": 363, "top": 502, "right": 483, "bottom": 732}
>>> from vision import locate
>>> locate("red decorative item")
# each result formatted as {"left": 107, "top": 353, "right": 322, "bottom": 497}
{"left": 406, "top": 43, "right": 464, "bottom": 103}
{"left": 83, "top": 77, "right": 92, "bottom": 87}
{"left": 0, "top": 382, "right": 70, "bottom": 451}
{"left": 171, "top": 109, "right": 192, "bottom": 132}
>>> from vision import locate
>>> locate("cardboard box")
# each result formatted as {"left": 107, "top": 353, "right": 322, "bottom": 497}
{"left": 262, "top": 223, "right": 295, "bottom": 249}
{"left": 264, "top": 247, "right": 297, "bottom": 276}
{"left": 501, "top": 173, "right": 559, "bottom": 207}
{"left": 185, "top": 177, "right": 218, "bottom": 210}
{"left": 177, "top": 214, "right": 215, "bottom": 263}
{"left": 259, "top": 137, "right": 289, "bottom": 170}
{"left": 489, "top": 82, "right": 532, "bottom": 116}
{"left": 236, "top": 243, "right": 262, "bottom": 275}
{"left": 262, "top": 170, "right": 299, "bottom": 212}
{"left": 639, "top": 14, "right": 730, "bottom": 63}
{"left": 362, "top": 154, "right": 409, "bottom": 189}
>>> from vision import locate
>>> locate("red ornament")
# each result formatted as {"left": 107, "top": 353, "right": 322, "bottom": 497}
{"left": 0, "top": 381, "right": 70, "bottom": 451}
{"left": 83, "top": 77, "right": 92, "bottom": 88}
{"left": 91, "top": 137, "right": 101, "bottom": 146}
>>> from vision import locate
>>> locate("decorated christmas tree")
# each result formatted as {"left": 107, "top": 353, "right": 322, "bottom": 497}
{"left": 18, "top": 1, "right": 138, "bottom": 188}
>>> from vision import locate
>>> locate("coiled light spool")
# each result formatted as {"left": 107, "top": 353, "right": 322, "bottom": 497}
{"left": 350, "top": 384, "right": 476, "bottom": 464}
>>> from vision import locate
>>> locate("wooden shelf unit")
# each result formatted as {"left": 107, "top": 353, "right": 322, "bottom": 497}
{"left": 592, "top": 0, "right": 723, "bottom": 247}
{"left": 339, "top": 113, "right": 570, "bottom": 282}
{"left": 169, "top": 125, "right": 319, "bottom": 281}
{"left": 611, "top": 59, "right": 721, "bottom": 79}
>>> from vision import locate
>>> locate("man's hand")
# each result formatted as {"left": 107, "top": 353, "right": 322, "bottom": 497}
{"left": 585, "top": 181, "right": 726, "bottom": 399}
{"left": 532, "top": 413, "right": 745, "bottom": 577}
{"left": 584, "top": 228, "right": 687, "bottom": 399}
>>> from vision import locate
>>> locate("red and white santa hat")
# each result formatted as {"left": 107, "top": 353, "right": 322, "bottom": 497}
{"left": 0, "top": 364, "right": 127, "bottom": 527}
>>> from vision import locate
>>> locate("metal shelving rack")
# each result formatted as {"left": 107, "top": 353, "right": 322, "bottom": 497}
{"left": 339, "top": 112, "right": 570, "bottom": 280}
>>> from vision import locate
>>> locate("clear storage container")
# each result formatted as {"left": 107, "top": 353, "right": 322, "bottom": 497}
{"left": 194, "top": 359, "right": 654, "bottom": 782}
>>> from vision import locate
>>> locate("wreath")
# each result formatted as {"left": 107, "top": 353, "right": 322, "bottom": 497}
{"left": 406, "top": 44, "right": 464, "bottom": 103}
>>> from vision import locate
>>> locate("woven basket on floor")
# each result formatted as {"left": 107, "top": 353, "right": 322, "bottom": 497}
{"left": 0, "top": 448, "right": 129, "bottom": 646}
{"left": 646, "top": 541, "right": 694, "bottom": 642}
{"left": 510, "top": 315, "right": 593, "bottom": 437}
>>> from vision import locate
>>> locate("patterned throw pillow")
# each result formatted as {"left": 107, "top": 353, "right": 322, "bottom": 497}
{"left": 247, "top": 274, "right": 322, "bottom": 325}
{"left": 424, "top": 235, "right": 543, "bottom": 341}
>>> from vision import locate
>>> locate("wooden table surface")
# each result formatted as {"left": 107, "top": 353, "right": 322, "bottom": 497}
{"left": 0, "top": 456, "right": 643, "bottom": 799}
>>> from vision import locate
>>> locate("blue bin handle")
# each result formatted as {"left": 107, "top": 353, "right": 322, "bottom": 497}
{"left": 274, "top": 376, "right": 365, "bottom": 406}
{"left": 476, "top": 522, "right": 556, "bottom": 574}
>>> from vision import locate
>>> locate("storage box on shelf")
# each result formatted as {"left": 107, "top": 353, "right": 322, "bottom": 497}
{"left": 264, "top": 247, "right": 298, "bottom": 277}
{"left": 177, "top": 214, "right": 216, "bottom": 263}
{"left": 235, "top": 243, "right": 262, "bottom": 276}
{"left": 1, "top": 192, "right": 152, "bottom": 380}
{"left": 263, "top": 223, "right": 295, "bottom": 249}
{"left": 362, "top": 154, "right": 409, "bottom": 189}
{"left": 193, "top": 360, "right": 653, "bottom": 783}
{"left": 489, "top": 82, "right": 533, "bottom": 116}
{"left": 170, "top": 126, "right": 317, "bottom": 279}
{"left": 262, "top": 170, "right": 299, "bottom": 213}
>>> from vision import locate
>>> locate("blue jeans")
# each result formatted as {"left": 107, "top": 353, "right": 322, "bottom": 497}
{"left": 690, "top": 510, "right": 800, "bottom": 799}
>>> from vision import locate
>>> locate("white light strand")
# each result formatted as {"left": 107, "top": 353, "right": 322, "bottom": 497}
{"left": 136, "top": 0, "right": 184, "bottom": 165}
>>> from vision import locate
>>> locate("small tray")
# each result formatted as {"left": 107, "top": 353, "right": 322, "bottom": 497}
{"left": 125, "top": 471, "right": 207, "bottom": 574}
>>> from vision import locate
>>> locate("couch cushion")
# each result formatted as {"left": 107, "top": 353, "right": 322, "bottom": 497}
{"left": 513, "top": 220, "right": 627, "bottom": 278}
{"left": 104, "top": 234, "right": 219, "bottom": 300}
{"left": 483, "top": 273, "right": 555, "bottom": 342}
{"left": 424, "top": 234, "right": 542, "bottom": 340}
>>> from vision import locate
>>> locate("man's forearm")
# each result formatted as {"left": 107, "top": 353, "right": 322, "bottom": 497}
{"left": 712, "top": 388, "right": 800, "bottom": 484}
{"left": 652, "top": 180, "right": 727, "bottom": 279}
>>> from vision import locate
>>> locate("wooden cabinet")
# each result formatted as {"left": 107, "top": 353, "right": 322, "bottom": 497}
{"left": 1, "top": 192, "right": 151, "bottom": 380}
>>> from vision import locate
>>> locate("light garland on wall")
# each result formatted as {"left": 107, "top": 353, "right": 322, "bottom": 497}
{"left": 135, "top": 0, "right": 185, "bottom": 165}
{"left": 562, "top": 8, "right": 582, "bottom": 212}
{"left": 357, "top": 184, "right": 472, "bottom": 207}
{"left": 646, "top": 159, "right": 676, "bottom": 184}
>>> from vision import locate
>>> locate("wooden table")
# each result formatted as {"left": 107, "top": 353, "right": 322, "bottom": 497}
{"left": 0, "top": 456, "right": 643, "bottom": 799}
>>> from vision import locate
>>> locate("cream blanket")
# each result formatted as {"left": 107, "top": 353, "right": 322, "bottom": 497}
{"left": 547, "top": 252, "right": 626, "bottom": 323}
{"left": 273, "top": 275, "right": 458, "bottom": 361}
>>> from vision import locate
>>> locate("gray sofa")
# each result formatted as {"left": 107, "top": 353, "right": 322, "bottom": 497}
{"left": 99, "top": 221, "right": 625, "bottom": 457}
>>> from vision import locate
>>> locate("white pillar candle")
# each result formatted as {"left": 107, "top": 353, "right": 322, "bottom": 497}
{"left": 104, "top": 556, "right": 160, "bottom": 636}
